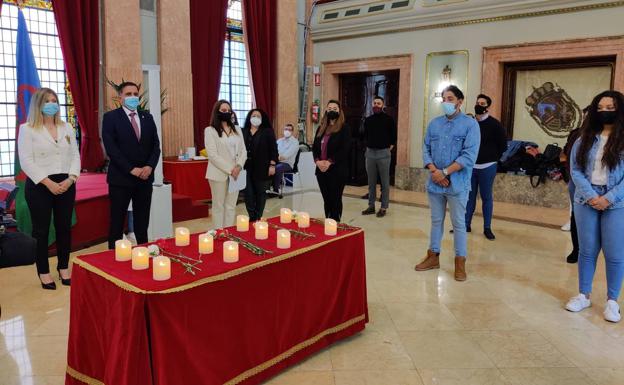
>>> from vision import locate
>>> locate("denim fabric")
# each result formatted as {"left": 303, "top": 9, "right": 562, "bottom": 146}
{"left": 428, "top": 191, "right": 469, "bottom": 257}
{"left": 465, "top": 163, "right": 497, "bottom": 229}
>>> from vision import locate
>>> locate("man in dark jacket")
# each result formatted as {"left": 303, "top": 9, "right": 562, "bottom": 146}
{"left": 102, "top": 81, "right": 161, "bottom": 249}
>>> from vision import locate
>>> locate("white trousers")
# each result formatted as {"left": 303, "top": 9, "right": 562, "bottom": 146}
{"left": 208, "top": 179, "right": 239, "bottom": 229}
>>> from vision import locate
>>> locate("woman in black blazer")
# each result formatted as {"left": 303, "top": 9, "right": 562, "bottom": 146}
{"left": 242, "top": 108, "right": 278, "bottom": 221}
{"left": 313, "top": 99, "right": 351, "bottom": 222}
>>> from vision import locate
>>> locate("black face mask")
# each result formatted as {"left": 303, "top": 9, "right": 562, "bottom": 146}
{"left": 217, "top": 111, "right": 232, "bottom": 122}
{"left": 598, "top": 111, "right": 618, "bottom": 125}
{"left": 327, "top": 110, "right": 340, "bottom": 120}
{"left": 474, "top": 105, "right": 488, "bottom": 115}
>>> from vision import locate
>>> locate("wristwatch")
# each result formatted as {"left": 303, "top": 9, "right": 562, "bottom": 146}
{"left": 442, "top": 168, "right": 449, "bottom": 176}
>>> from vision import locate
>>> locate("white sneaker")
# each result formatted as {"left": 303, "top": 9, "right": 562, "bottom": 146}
{"left": 604, "top": 300, "right": 621, "bottom": 323}
{"left": 126, "top": 232, "right": 138, "bottom": 246}
{"left": 565, "top": 294, "right": 591, "bottom": 312}
{"left": 561, "top": 221, "right": 571, "bottom": 231}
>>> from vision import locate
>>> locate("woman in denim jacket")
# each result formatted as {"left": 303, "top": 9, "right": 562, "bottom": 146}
{"left": 566, "top": 90, "right": 624, "bottom": 323}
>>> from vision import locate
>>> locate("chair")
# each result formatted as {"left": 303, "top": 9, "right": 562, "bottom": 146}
{"left": 279, "top": 149, "right": 302, "bottom": 199}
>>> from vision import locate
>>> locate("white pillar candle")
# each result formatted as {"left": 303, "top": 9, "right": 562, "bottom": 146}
{"left": 131, "top": 247, "right": 149, "bottom": 270}
{"left": 175, "top": 227, "right": 190, "bottom": 246}
{"left": 324, "top": 218, "right": 337, "bottom": 236}
{"left": 153, "top": 256, "right": 171, "bottom": 281}
{"left": 297, "top": 212, "right": 310, "bottom": 228}
{"left": 115, "top": 239, "right": 132, "bottom": 261}
{"left": 276, "top": 229, "right": 291, "bottom": 249}
{"left": 280, "top": 208, "right": 293, "bottom": 223}
{"left": 255, "top": 221, "right": 269, "bottom": 240}
{"left": 223, "top": 241, "right": 239, "bottom": 263}
{"left": 236, "top": 215, "right": 250, "bottom": 232}
{"left": 198, "top": 233, "right": 214, "bottom": 254}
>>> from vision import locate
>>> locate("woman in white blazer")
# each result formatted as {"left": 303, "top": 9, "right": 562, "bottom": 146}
{"left": 204, "top": 100, "right": 246, "bottom": 229}
{"left": 18, "top": 87, "right": 80, "bottom": 290}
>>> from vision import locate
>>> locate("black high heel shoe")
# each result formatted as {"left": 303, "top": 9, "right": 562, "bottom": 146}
{"left": 39, "top": 274, "right": 57, "bottom": 290}
{"left": 57, "top": 268, "right": 71, "bottom": 286}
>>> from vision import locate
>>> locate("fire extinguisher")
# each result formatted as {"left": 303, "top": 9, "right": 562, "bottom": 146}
{"left": 311, "top": 99, "right": 320, "bottom": 123}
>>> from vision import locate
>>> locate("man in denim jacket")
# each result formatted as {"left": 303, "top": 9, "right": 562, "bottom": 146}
{"left": 415, "top": 85, "right": 480, "bottom": 281}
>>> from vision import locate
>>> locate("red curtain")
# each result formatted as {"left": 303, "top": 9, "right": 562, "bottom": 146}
{"left": 242, "top": 0, "right": 277, "bottom": 121}
{"left": 190, "top": 0, "right": 229, "bottom": 151}
{"left": 52, "top": 0, "right": 104, "bottom": 171}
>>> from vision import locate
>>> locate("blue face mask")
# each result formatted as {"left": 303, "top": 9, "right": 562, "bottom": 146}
{"left": 41, "top": 102, "right": 59, "bottom": 116}
{"left": 123, "top": 96, "right": 140, "bottom": 111}
{"left": 442, "top": 102, "right": 458, "bottom": 116}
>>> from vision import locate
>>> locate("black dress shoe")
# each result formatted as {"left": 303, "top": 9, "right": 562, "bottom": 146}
{"left": 57, "top": 269, "right": 71, "bottom": 286}
{"left": 484, "top": 228, "right": 495, "bottom": 240}
{"left": 362, "top": 207, "right": 375, "bottom": 215}
{"left": 376, "top": 208, "right": 387, "bottom": 218}
{"left": 566, "top": 251, "right": 578, "bottom": 264}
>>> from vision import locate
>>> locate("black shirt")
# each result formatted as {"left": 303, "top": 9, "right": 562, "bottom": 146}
{"left": 364, "top": 112, "right": 397, "bottom": 149}
{"left": 475, "top": 116, "right": 507, "bottom": 164}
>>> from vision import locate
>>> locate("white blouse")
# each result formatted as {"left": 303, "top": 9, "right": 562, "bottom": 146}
{"left": 591, "top": 134, "right": 609, "bottom": 186}
{"left": 17, "top": 122, "right": 81, "bottom": 184}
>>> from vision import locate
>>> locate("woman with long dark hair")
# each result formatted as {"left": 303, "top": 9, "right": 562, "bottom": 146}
{"left": 566, "top": 90, "right": 624, "bottom": 323}
{"left": 313, "top": 100, "right": 351, "bottom": 222}
{"left": 242, "top": 108, "right": 278, "bottom": 221}
{"left": 204, "top": 100, "right": 247, "bottom": 229}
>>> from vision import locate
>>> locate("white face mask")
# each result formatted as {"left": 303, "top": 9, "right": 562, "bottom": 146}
{"left": 250, "top": 116, "right": 262, "bottom": 127}
{"left": 283, "top": 130, "right": 292, "bottom": 138}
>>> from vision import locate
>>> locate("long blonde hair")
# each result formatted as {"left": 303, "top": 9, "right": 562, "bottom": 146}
{"left": 316, "top": 99, "right": 345, "bottom": 137}
{"left": 26, "top": 87, "right": 63, "bottom": 128}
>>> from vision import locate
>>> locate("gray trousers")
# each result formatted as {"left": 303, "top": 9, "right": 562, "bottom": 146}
{"left": 365, "top": 147, "right": 391, "bottom": 209}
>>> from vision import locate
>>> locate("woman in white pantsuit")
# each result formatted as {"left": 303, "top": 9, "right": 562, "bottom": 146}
{"left": 204, "top": 100, "right": 246, "bottom": 229}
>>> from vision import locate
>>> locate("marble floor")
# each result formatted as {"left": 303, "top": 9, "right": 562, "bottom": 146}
{"left": 1, "top": 190, "right": 623, "bottom": 385}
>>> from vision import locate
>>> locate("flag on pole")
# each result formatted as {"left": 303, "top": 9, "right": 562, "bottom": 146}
{"left": 14, "top": 7, "right": 41, "bottom": 238}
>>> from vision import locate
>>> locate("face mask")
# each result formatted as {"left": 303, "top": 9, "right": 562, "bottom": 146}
{"left": 41, "top": 102, "right": 59, "bottom": 116}
{"left": 123, "top": 96, "right": 140, "bottom": 111}
{"left": 250, "top": 116, "right": 262, "bottom": 127}
{"left": 474, "top": 105, "right": 488, "bottom": 115}
{"left": 218, "top": 111, "right": 232, "bottom": 122}
{"left": 442, "top": 102, "right": 457, "bottom": 116}
{"left": 327, "top": 110, "right": 339, "bottom": 120}
{"left": 598, "top": 111, "right": 618, "bottom": 125}
{"left": 372, "top": 106, "right": 383, "bottom": 114}
{"left": 283, "top": 130, "right": 292, "bottom": 138}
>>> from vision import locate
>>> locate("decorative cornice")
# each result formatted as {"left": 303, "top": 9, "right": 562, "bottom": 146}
{"left": 312, "top": 1, "right": 624, "bottom": 42}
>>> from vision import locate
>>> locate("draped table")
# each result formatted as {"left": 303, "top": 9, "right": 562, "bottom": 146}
{"left": 162, "top": 157, "right": 211, "bottom": 201}
{"left": 65, "top": 217, "right": 368, "bottom": 385}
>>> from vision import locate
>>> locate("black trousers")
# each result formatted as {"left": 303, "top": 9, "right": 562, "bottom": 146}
{"left": 108, "top": 183, "right": 153, "bottom": 249}
{"left": 244, "top": 172, "right": 270, "bottom": 222}
{"left": 570, "top": 210, "right": 579, "bottom": 253}
{"left": 25, "top": 174, "right": 76, "bottom": 274}
{"left": 316, "top": 167, "right": 347, "bottom": 222}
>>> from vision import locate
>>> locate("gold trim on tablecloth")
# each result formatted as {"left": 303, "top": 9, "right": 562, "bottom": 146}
{"left": 74, "top": 228, "right": 364, "bottom": 294}
{"left": 66, "top": 365, "right": 105, "bottom": 385}
{"left": 225, "top": 314, "right": 367, "bottom": 385}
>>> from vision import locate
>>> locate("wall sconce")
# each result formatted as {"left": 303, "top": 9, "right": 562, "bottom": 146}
{"left": 434, "top": 65, "right": 452, "bottom": 100}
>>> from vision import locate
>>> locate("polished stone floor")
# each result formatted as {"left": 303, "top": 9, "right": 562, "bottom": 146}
{"left": 1, "top": 191, "right": 623, "bottom": 385}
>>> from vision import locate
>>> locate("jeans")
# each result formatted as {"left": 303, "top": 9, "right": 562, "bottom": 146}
{"left": 428, "top": 191, "right": 469, "bottom": 257}
{"left": 574, "top": 185, "right": 624, "bottom": 300}
{"left": 272, "top": 162, "right": 292, "bottom": 192}
{"left": 366, "top": 148, "right": 391, "bottom": 209}
{"left": 465, "top": 163, "right": 497, "bottom": 229}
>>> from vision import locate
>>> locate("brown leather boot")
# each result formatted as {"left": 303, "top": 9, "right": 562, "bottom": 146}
{"left": 454, "top": 256, "right": 467, "bottom": 281}
{"left": 415, "top": 249, "right": 440, "bottom": 271}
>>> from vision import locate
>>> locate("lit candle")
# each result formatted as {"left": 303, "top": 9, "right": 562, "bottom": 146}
{"left": 236, "top": 215, "right": 250, "bottom": 232}
{"left": 223, "top": 241, "right": 239, "bottom": 263}
{"left": 198, "top": 233, "right": 214, "bottom": 254}
{"left": 276, "top": 229, "right": 291, "bottom": 249}
{"left": 115, "top": 239, "right": 132, "bottom": 261}
{"left": 132, "top": 247, "right": 149, "bottom": 270}
{"left": 175, "top": 227, "right": 190, "bottom": 246}
{"left": 255, "top": 221, "right": 269, "bottom": 240}
{"left": 280, "top": 208, "right": 293, "bottom": 223}
{"left": 153, "top": 256, "right": 171, "bottom": 281}
{"left": 324, "top": 218, "right": 337, "bottom": 236}
{"left": 297, "top": 212, "right": 310, "bottom": 228}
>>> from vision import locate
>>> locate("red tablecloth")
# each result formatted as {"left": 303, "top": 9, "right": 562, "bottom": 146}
{"left": 163, "top": 157, "right": 211, "bottom": 201}
{"left": 66, "top": 217, "right": 368, "bottom": 385}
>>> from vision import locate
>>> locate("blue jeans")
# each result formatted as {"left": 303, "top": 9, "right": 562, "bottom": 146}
{"left": 465, "top": 163, "right": 497, "bottom": 229}
{"left": 574, "top": 185, "right": 624, "bottom": 300}
{"left": 272, "top": 162, "right": 292, "bottom": 192}
{"left": 428, "top": 191, "right": 469, "bottom": 257}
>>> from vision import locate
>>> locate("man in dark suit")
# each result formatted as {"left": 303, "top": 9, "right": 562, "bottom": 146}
{"left": 102, "top": 81, "right": 161, "bottom": 249}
